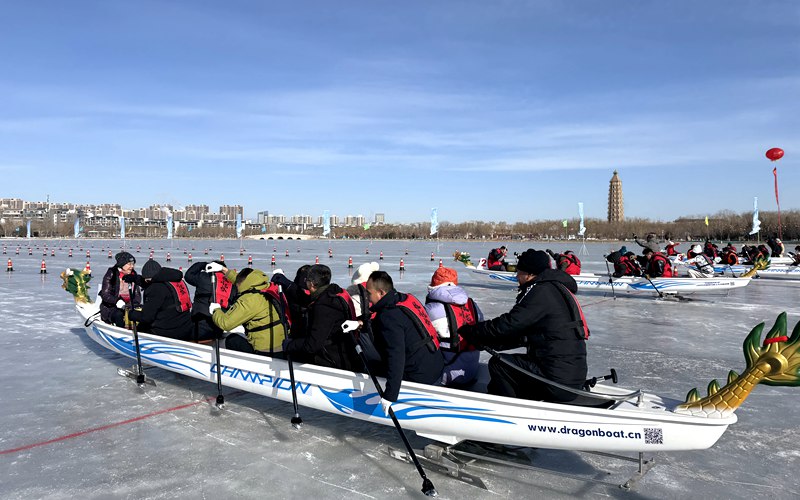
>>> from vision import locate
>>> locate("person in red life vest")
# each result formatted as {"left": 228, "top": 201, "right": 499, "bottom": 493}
{"left": 546, "top": 249, "right": 581, "bottom": 275}
{"left": 684, "top": 245, "right": 716, "bottom": 278}
{"left": 282, "top": 264, "right": 362, "bottom": 371}
{"left": 486, "top": 246, "right": 508, "bottom": 271}
{"left": 703, "top": 240, "right": 719, "bottom": 259}
{"left": 606, "top": 250, "right": 641, "bottom": 277}
{"left": 720, "top": 243, "right": 739, "bottom": 266}
{"left": 458, "top": 249, "right": 588, "bottom": 403}
{"left": 99, "top": 251, "right": 141, "bottom": 327}
{"left": 642, "top": 248, "right": 674, "bottom": 277}
{"left": 424, "top": 267, "right": 483, "bottom": 387}
{"left": 363, "top": 271, "right": 444, "bottom": 415}
{"left": 271, "top": 265, "right": 313, "bottom": 338}
{"left": 767, "top": 234, "right": 785, "bottom": 257}
{"left": 664, "top": 240, "right": 680, "bottom": 256}
{"left": 791, "top": 246, "right": 800, "bottom": 266}
{"left": 185, "top": 260, "right": 238, "bottom": 341}
{"left": 128, "top": 260, "right": 193, "bottom": 341}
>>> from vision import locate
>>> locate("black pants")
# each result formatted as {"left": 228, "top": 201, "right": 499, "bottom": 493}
{"left": 487, "top": 354, "right": 578, "bottom": 403}
{"left": 225, "top": 334, "right": 283, "bottom": 359}
{"left": 193, "top": 316, "right": 222, "bottom": 342}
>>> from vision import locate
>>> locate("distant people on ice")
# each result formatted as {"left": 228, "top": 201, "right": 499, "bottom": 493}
{"left": 546, "top": 249, "right": 581, "bottom": 275}
{"left": 99, "top": 251, "right": 140, "bottom": 328}
{"left": 458, "top": 249, "right": 588, "bottom": 403}
{"left": 486, "top": 246, "right": 509, "bottom": 271}
{"left": 424, "top": 267, "right": 482, "bottom": 387}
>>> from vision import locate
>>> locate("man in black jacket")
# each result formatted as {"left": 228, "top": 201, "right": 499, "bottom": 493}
{"left": 459, "top": 249, "right": 588, "bottom": 403}
{"left": 283, "top": 264, "right": 361, "bottom": 371}
{"left": 128, "top": 260, "right": 193, "bottom": 341}
{"left": 184, "top": 260, "right": 237, "bottom": 341}
{"left": 366, "top": 271, "right": 444, "bottom": 415}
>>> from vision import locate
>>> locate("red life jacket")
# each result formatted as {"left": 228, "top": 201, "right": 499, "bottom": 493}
{"left": 487, "top": 248, "right": 505, "bottom": 269}
{"left": 665, "top": 244, "right": 679, "bottom": 256}
{"left": 550, "top": 282, "right": 590, "bottom": 340}
{"left": 168, "top": 280, "right": 192, "bottom": 312}
{"left": 617, "top": 255, "right": 641, "bottom": 276}
{"left": 214, "top": 271, "right": 233, "bottom": 309}
{"left": 722, "top": 251, "right": 738, "bottom": 265}
{"left": 395, "top": 293, "right": 440, "bottom": 353}
{"left": 704, "top": 243, "right": 718, "bottom": 259}
{"left": 427, "top": 297, "right": 479, "bottom": 352}
{"left": 560, "top": 253, "right": 581, "bottom": 275}
{"left": 649, "top": 252, "right": 674, "bottom": 277}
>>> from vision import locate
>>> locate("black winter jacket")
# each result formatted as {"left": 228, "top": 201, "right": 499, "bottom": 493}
{"left": 99, "top": 266, "right": 142, "bottom": 323}
{"left": 184, "top": 262, "right": 238, "bottom": 318}
{"left": 370, "top": 289, "right": 444, "bottom": 401}
{"left": 128, "top": 267, "right": 193, "bottom": 341}
{"left": 461, "top": 269, "right": 587, "bottom": 391}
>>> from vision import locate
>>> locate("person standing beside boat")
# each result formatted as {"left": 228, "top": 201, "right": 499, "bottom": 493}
{"left": 364, "top": 271, "right": 444, "bottom": 414}
{"left": 486, "top": 246, "right": 508, "bottom": 271}
{"left": 684, "top": 245, "right": 716, "bottom": 278}
{"left": 99, "top": 251, "right": 141, "bottom": 328}
{"left": 185, "top": 260, "right": 237, "bottom": 341}
{"left": 457, "top": 249, "right": 588, "bottom": 403}
{"left": 128, "top": 260, "right": 193, "bottom": 341}
{"left": 424, "top": 267, "right": 482, "bottom": 387}
{"left": 207, "top": 265, "right": 287, "bottom": 357}
{"left": 282, "top": 264, "right": 362, "bottom": 371}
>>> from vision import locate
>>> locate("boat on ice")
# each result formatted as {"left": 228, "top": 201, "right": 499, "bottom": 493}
{"left": 63, "top": 268, "right": 798, "bottom": 457}
{"left": 713, "top": 265, "right": 800, "bottom": 280}
{"left": 454, "top": 254, "right": 751, "bottom": 295}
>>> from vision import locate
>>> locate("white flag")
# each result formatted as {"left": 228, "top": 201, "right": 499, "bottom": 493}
{"left": 74, "top": 218, "right": 80, "bottom": 239}
{"left": 235, "top": 213, "right": 242, "bottom": 239}
{"left": 322, "top": 210, "right": 331, "bottom": 237}
{"left": 430, "top": 208, "right": 438, "bottom": 236}
{"left": 578, "top": 202, "right": 586, "bottom": 236}
{"left": 749, "top": 197, "right": 761, "bottom": 235}
{"left": 119, "top": 216, "right": 125, "bottom": 239}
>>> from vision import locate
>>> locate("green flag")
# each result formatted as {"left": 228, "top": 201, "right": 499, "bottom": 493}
{"left": 562, "top": 219, "right": 568, "bottom": 228}
{"left": 363, "top": 223, "right": 371, "bottom": 230}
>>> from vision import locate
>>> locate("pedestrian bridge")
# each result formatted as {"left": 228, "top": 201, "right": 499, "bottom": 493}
{"left": 245, "top": 233, "right": 314, "bottom": 240}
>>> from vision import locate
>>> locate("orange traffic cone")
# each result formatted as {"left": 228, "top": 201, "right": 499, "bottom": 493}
{"left": 348, "top": 256, "right": 353, "bottom": 268}
{"left": 248, "top": 255, "right": 254, "bottom": 267}
{"left": 315, "top": 256, "right": 319, "bottom": 264}
{"left": 166, "top": 252, "right": 171, "bottom": 262}
{"left": 188, "top": 253, "right": 193, "bottom": 262}
{"left": 40, "top": 259, "right": 47, "bottom": 274}
{"left": 84, "top": 261, "right": 91, "bottom": 273}
{"left": 6, "top": 258, "right": 13, "bottom": 272}
{"left": 379, "top": 251, "right": 384, "bottom": 260}
{"left": 270, "top": 255, "right": 276, "bottom": 266}
{"left": 431, "top": 252, "right": 434, "bottom": 261}
{"left": 69, "top": 249, "right": 73, "bottom": 258}
{"left": 439, "top": 259, "right": 443, "bottom": 268}
{"left": 399, "top": 258, "right": 405, "bottom": 271}
{"left": 285, "top": 249, "right": 289, "bottom": 257}
{"left": 220, "top": 254, "right": 225, "bottom": 262}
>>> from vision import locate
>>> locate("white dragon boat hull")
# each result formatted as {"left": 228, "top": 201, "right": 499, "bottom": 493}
{"left": 713, "top": 265, "right": 800, "bottom": 280}
{"left": 75, "top": 301, "right": 734, "bottom": 453}
{"left": 466, "top": 267, "right": 750, "bottom": 294}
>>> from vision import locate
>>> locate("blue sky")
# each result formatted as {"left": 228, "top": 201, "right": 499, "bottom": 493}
{"left": 1, "top": 1, "right": 797, "bottom": 223}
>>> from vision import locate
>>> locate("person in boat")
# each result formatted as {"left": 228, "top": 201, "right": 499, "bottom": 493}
{"left": 633, "top": 233, "right": 661, "bottom": 253}
{"left": 686, "top": 244, "right": 701, "bottom": 259}
{"left": 703, "top": 240, "right": 719, "bottom": 259}
{"left": 282, "top": 264, "right": 362, "bottom": 371}
{"left": 486, "top": 246, "right": 508, "bottom": 271}
{"left": 424, "top": 267, "right": 483, "bottom": 387}
{"left": 184, "top": 260, "right": 238, "bottom": 341}
{"left": 720, "top": 244, "right": 739, "bottom": 266}
{"left": 345, "top": 261, "right": 381, "bottom": 364}
{"left": 546, "top": 249, "right": 581, "bottom": 275}
{"left": 664, "top": 240, "right": 680, "bottom": 256}
{"left": 207, "top": 265, "right": 287, "bottom": 357}
{"left": 791, "top": 246, "right": 800, "bottom": 266}
{"left": 364, "top": 270, "right": 444, "bottom": 415}
{"left": 457, "top": 249, "right": 588, "bottom": 403}
{"left": 271, "top": 265, "right": 312, "bottom": 338}
{"left": 767, "top": 234, "right": 785, "bottom": 257}
{"left": 684, "top": 245, "right": 716, "bottom": 278}
{"left": 99, "top": 251, "right": 141, "bottom": 328}
{"left": 127, "top": 260, "right": 193, "bottom": 341}
{"left": 642, "top": 248, "right": 674, "bottom": 278}
{"left": 606, "top": 250, "right": 641, "bottom": 277}
{"left": 757, "top": 244, "right": 771, "bottom": 260}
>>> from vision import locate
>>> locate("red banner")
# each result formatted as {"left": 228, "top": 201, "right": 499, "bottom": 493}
{"left": 774, "top": 167, "right": 782, "bottom": 239}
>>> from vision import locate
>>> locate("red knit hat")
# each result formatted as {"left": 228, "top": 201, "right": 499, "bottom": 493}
{"left": 430, "top": 267, "right": 458, "bottom": 286}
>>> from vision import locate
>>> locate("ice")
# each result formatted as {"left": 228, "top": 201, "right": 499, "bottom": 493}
{"left": 1, "top": 239, "right": 799, "bottom": 499}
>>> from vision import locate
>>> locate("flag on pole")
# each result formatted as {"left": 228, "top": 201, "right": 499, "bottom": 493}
{"left": 774, "top": 166, "right": 782, "bottom": 239}
{"left": 577, "top": 202, "right": 586, "bottom": 236}
{"left": 119, "top": 216, "right": 125, "bottom": 239}
{"left": 704, "top": 216, "right": 709, "bottom": 227}
{"left": 363, "top": 223, "right": 371, "bottom": 230}
{"left": 749, "top": 196, "right": 761, "bottom": 235}
{"left": 562, "top": 219, "right": 568, "bottom": 228}
{"left": 322, "top": 210, "right": 330, "bottom": 237}
{"left": 430, "top": 208, "right": 438, "bottom": 236}
{"left": 167, "top": 214, "right": 174, "bottom": 239}
{"left": 26, "top": 220, "right": 31, "bottom": 238}
{"left": 261, "top": 224, "right": 266, "bottom": 233}
{"left": 235, "top": 213, "right": 242, "bottom": 239}
{"left": 74, "top": 218, "right": 80, "bottom": 239}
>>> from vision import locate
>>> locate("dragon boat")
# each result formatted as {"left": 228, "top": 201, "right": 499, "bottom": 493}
{"left": 713, "top": 265, "right": 800, "bottom": 280}
{"left": 63, "top": 268, "right": 799, "bottom": 456}
{"left": 453, "top": 252, "right": 751, "bottom": 295}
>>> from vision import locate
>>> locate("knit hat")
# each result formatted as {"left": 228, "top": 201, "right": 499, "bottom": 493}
{"left": 352, "top": 261, "right": 380, "bottom": 285}
{"left": 619, "top": 246, "right": 628, "bottom": 255}
{"left": 115, "top": 251, "right": 135, "bottom": 268}
{"left": 430, "top": 267, "right": 458, "bottom": 287}
{"left": 515, "top": 249, "right": 551, "bottom": 275}
{"left": 141, "top": 260, "right": 162, "bottom": 279}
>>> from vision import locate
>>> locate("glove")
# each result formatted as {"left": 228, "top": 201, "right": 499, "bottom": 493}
{"left": 341, "top": 320, "right": 360, "bottom": 333}
{"left": 272, "top": 268, "right": 283, "bottom": 276}
{"left": 229, "top": 325, "right": 245, "bottom": 334}
{"left": 122, "top": 273, "right": 137, "bottom": 283}
{"left": 208, "top": 302, "right": 221, "bottom": 315}
{"left": 116, "top": 299, "right": 126, "bottom": 309}
{"left": 632, "top": 233, "right": 638, "bottom": 239}
{"left": 380, "top": 398, "right": 393, "bottom": 416}
{"left": 205, "top": 262, "right": 225, "bottom": 273}
{"left": 457, "top": 324, "right": 481, "bottom": 350}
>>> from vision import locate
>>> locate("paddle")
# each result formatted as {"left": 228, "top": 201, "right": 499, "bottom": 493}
{"left": 726, "top": 264, "right": 738, "bottom": 278}
{"left": 603, "top": 256, "right": 617, "bottom": 300}
{"left": 642, "top": 274, "right": 665, "bottom": 299}
{"left": 344, "top": 324, "right": 437, "bottom": 497}
{"left": 277, "top": 284, "right": 303, "bottom": 429}
{"left": 209, "top": 272, "right": 225, "bottom": 409}
{"left": 127, "top": 282, "right": 151, "bottom": 386}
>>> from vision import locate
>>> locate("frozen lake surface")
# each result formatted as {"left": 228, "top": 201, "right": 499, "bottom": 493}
{"left": 1, "top": 238, "right": 799, "bottom": 499}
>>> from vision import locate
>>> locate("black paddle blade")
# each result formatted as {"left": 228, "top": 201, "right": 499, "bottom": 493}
{"left": 291, "top": 415, "right": 303, "bottom": 429}
{"left": 422, "top": 478, "right": 438, "bottom": 497}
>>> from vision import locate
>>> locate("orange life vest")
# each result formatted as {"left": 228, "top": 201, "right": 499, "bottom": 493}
{"left": 396, "top": 293, "right": 440, "bottom": 352}
{"left": 168, "top": 280, "right": 192, "bottom": 312}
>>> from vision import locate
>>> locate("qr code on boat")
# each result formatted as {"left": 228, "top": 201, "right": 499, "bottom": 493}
{"left": 644, "top": 428, "right": 663, "bottom": 445}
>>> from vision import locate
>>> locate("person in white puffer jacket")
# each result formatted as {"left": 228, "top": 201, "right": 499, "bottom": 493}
{"left": 684, "top": 244, "right": 716, "bottom": 278}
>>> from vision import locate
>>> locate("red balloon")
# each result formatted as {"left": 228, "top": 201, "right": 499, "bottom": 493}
{"left": 766, "top": 147, "right": 784, "bottom": 161}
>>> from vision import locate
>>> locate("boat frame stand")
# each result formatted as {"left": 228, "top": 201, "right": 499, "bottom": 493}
{"left": 389, "top": 441, "right": 655, "bottom": 491}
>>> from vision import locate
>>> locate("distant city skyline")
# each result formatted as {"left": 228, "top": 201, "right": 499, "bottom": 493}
{"left": 0, "top": 2, "right": 797, "bottom": 222}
